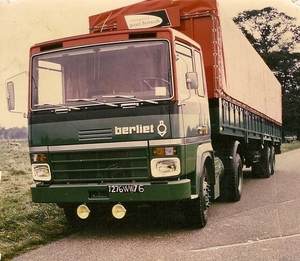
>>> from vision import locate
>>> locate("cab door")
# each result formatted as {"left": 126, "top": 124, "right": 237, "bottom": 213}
{"left": 175, "top": 42, "right": 210, "bottom": 139}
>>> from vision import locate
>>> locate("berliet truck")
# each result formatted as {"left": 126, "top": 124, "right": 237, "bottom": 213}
{"left": 7, "top": 0, "right": 282, "bottom": 228}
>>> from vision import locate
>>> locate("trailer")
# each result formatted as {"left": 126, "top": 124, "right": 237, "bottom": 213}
{"left": 7, "top": 0, "right": 281, "bottom": 228}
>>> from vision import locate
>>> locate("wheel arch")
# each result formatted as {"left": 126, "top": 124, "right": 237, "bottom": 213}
{"left": 232, "top": 140, "right": 242, "bottom": 162}
{"left": 220, "top": 140, "right": 243, "bottom": 172}
{"left": 193, "top": 142, "right": 215, "bottom": 196}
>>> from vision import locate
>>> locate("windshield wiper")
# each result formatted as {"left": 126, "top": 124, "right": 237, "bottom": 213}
{"left": 102, "top": 95, "right": 158, "bottom": 104}
{"left": 66, "top": 98, "right": 117, "bottom": 107}
{"left": 34, "top": 103, "right": 80, "bottom": 111}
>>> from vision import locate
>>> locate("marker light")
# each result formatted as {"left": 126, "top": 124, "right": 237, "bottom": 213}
{"left": 31, "top": 153, "right": 47, "bottom": 162}
{"left": 197, "top": 125, "right": 207, "bottom": 135}
{"left": 153, "top": 147, "right": 177, "bottom": 156}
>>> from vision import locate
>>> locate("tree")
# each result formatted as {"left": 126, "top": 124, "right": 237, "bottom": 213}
{"left": 0, "top": 126, "right": 28, "bottom": 140}
{"left": 233, "top": 7, "right": 300, "bottom": 139}
{"left": 282, "top": 90, "right": 300, "bottom": 137}
{"left": 233, "top": 7, "right": 300, "bottom": 54}
{"left": 266, "top": 51, "right": 300, "bottom": 138}
{"left": 262, "top": 51, "right": 300, "bottom": 92}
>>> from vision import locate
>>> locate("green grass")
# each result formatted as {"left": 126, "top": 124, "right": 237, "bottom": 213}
{"left": 281, "top": 140, "right": 300, "bottom": 153}
{"left": 0, "top": 140, "right": 299, "bottom": 260}
{"left": 0, "top": 141, "right": 72, "bottom": 261}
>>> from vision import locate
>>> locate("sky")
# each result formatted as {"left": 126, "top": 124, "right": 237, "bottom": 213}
{"left": 0, "top": 0, "right": 299, "bottom": 128}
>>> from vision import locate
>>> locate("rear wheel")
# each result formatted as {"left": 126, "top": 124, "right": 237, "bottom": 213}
{"left": 270, "top": 146, "right": 275, "bottom": 175}
{"left": 252, "top": 145, "right": 271, "bottom": 178}
{"left": 185, "top": 165, "right": 210, "bottom": 228}
{"left": 220, "top": 153, "right": 243, "bottom": 202}
{"left": 261, "top": 146, "right": 271, "bottom": 178}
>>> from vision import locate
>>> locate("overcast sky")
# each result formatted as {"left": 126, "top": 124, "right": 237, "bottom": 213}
{"left": 1, "top": 0, "right": 299, "bottom": 128}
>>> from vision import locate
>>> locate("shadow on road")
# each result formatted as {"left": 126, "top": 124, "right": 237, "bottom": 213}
{"left": 70, "top": 168, "right": 261, "bottom": 238}
{"left": 71, "top": 203, "right": 189, "bottom": 238}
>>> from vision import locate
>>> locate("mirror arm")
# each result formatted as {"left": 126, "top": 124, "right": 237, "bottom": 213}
{"left": 5, "top": 71, "right": 27, "bottom": 83}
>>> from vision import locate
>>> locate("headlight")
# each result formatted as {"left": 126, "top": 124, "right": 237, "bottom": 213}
{"left": 32, "top": 164, "right": 51, "bottom": 181}
{"left": 151, "top": 158, "right": 180, "bottom": 178}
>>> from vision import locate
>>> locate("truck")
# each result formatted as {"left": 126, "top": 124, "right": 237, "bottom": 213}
{"left": 6, "top": 0, "right": 282, "bottom": 228}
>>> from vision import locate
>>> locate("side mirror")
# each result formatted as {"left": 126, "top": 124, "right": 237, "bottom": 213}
{"left": 186, "top": 72, "right": 198, "bottom": 90}
{"left": 6, "top": 81, "right": 15, "bottom": 111}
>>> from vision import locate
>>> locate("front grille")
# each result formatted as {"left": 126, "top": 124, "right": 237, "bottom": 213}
{"left": 78, "top": 128, "right": 112, "bottom": 141}
{"left": 50, "top": 148, "right": 149, "bottom": 182}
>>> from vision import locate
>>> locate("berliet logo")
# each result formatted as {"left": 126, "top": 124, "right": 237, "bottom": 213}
{"left": 115, "top": 120, "right": 167, "bottom": 137}
{"left": 157, "top": 120, "right": 167, "bottom": 137}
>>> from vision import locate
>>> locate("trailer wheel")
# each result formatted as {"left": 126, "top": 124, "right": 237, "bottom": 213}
{"left": 220, "top": 153, "right": 243, "bottom": 202}
{"left": 270, "top": 146, "right": 275, "bottom": 175}
{"left": 185, "top": 166, "right": 210, "bottom": 228}
{"left": 262, "top": 146, "right": 272, "bottom": 178}
{"left": 253, "top": 146, "right": 271, "bottom": 178}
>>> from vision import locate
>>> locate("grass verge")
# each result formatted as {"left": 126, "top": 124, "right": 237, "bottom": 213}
{"left": 281, "top": 140, "right": 300, "bottom": 153}
{"left": 0, "top": 141, "right": 72, "bottom": 261}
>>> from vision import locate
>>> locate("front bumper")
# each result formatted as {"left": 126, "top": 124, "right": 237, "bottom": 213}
{"left": 31, "top": 179, "right": 191, "bottom": 203}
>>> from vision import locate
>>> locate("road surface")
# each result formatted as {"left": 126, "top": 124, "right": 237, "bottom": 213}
{"left": 13, "top": 149, "right": 300, "bottom": 261}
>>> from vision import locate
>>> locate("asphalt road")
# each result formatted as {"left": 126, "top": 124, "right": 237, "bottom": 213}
{"left": 13, "top": 149, "right": 300, "bottom": 261}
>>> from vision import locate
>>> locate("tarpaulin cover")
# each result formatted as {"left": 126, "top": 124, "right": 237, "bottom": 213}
{"left": 89, "top": 0, "right": 282, "bottom": 124}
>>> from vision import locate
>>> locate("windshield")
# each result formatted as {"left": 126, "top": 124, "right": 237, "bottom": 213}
{"left": 31, "top": 40, "right": 172, "bottom": 110}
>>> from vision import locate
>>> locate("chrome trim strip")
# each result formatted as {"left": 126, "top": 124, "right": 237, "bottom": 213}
{"left": 29, "top": 146, "right": 48, "bottom": 153}
{"left": 48, "top": 141, "right": 148, "bottom": 152}
{"left": 149, "top": 139, "right": 183, "bottom": 146}
{"left": 184, "top": 135, "right": 211, "bottom": 144}
{"left": 30, "top": 136, "right": 211, "bottom": 153}
{"left": 149, "top": 135, "right": 211, "bottom": 146}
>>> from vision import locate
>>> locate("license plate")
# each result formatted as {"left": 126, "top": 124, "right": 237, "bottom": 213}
{"left": 108, "top": 184, "right": 144, "bottom": 193}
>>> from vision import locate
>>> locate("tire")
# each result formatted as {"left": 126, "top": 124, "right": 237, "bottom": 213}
{"left": 253, "top": 146, "right": 271, "bottom": 178}
{"left": 185, "top": 166, "right": 210, "bottom": 228}
{"left": 261, "top": 146, "right": 271, "bottom": 178}
{"left": 270, "top": 146, "right": 275, "bottom": 175}
{"left": 251, "top": 162, "right": 259, "bottom": 177}
{"left": 220, "top": 153, "right": 243, "bottom": 202}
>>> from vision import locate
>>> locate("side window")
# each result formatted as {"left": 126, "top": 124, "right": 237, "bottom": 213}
{"left": 175, "top": 43, "right": 193, "bottom": 98}
{"left": 194, "top": 51, "right": 205, "bottom": 97}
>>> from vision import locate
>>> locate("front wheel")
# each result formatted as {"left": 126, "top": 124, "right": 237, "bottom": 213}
{"left": 185, "top": 166, "right": 210, "bottom": 228}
